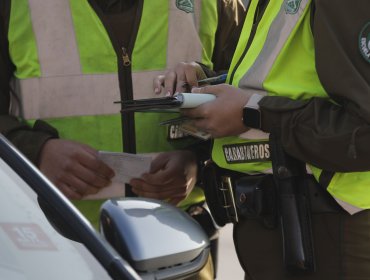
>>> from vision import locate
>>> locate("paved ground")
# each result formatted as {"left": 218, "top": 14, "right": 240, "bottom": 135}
{"left": 216, "top": 224, "right": 244, "bottom": 280}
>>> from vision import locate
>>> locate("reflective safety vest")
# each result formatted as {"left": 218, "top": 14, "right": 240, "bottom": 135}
{"left": 212, "top": 0, "right": 370, "bottom": 213}
{"left": 9, "top": 0, "right": 219, "bottom": 222}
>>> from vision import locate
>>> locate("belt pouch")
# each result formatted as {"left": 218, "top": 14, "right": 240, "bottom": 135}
{"left": 234, "top": 175, "right": 277, "bottom": 228}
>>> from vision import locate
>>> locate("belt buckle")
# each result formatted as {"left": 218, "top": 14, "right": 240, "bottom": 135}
{"left": 220, "top": 176, "right": 239, "bottom": 223}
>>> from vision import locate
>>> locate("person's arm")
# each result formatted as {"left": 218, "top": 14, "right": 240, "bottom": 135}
{"left": 0, "top": 2, "right": 116, "bottom": 199}
{"left": 153, "top": 0, "right": 246, "bottom": 95}
{"left": 0, "top": 1, "right": 57, "bottom": 166}
{"left": 258, "top": 0, "right": 370, "bottom": 172}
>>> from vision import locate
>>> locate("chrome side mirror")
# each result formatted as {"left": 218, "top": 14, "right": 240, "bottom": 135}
{"left": 100, "top": 198, "right": 210, "bottom": 280}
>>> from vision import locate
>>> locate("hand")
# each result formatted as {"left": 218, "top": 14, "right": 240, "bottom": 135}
{"left": 38, "top": 139, "right": 115, "bottom": 200}
{"left": 181, "top": 84, "right": 252, "bottom": 138}
{"left": 129, "top": 151, "right": 197, "bottom": 206}
{"left": 153, "top": 62, "right": 207, "bottom": 96}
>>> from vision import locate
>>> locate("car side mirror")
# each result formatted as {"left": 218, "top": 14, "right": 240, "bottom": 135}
{"left": 100, "top": 197, "right": 210, "bottom": 279}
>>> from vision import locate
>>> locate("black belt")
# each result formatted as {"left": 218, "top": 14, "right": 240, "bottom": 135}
{"left": 202, "top": 160, "right": 342, "bottom": 274}
{"left": 201, "top": 161, "right": 341, "bottom": 227}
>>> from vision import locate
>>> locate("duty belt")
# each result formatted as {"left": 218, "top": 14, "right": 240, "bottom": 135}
{"left": 202, "top": 160, "right": 342, "bottom": 274}
{"left": 201, "top": 162, "right": 277, "bottom": 227}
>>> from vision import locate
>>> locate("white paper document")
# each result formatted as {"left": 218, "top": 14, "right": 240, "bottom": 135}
{"left": 83, "top": 151, "right": 152, "bottom": 200}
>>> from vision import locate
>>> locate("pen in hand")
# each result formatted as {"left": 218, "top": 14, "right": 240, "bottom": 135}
{"left": 182, "top": 73, "right": 228, "bottom": 91}
{"left": 197, "top": 73, "right": 228, "bottom": 86}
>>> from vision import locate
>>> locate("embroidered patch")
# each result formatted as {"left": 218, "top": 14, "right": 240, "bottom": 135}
{"left": 176, "top": 0, "right": 194, "bottom": 13}
{"left": 359, "top": 22, "right": 370, "bottom": 63}
{"left": 167, "top": 124, "right": 188, "bottom": 140}
{"left": 223, "top": 142, "right": 270, "bottom": 164}
{"left": 284, "top": 0, "right": 302, "bottom": 14}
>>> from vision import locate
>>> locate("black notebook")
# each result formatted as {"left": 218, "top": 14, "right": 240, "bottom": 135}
{"left": 116, "top": 93, "right": 216, "bottom": 113}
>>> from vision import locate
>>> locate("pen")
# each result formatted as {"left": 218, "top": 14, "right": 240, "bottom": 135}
{"left": 182, "top": 73, "right": 228, "bottom": 89}
{"left": 197, "top": 73, "right": 228, "bottom": 85}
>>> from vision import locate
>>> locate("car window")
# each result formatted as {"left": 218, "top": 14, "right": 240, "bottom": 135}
{"left": 0, "top": 158, "right": 112, "bottom": 280}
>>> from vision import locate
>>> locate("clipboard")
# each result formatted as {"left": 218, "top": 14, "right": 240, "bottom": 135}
{"left": 116, "top": 93, "right": 216, "bottom": 113}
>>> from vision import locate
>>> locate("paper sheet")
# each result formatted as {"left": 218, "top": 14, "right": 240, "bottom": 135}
{"left": 83, "top": 151, "right": 152, "bottom": 200}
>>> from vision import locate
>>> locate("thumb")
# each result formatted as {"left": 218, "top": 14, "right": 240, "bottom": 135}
{"left": 191, "top": 84, "right": 225, "bottom": 96}
{"left": 168, "top": 196, "right": 184, "bottom": 206}
{"left": 149, "top": 153, "right": 170, "bottom": 173}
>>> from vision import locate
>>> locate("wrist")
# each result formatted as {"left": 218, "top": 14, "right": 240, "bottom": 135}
{"left": 242, "top": 94, "right": 263, "bottom": 129}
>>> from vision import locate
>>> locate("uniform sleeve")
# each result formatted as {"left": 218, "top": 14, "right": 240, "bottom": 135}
{"left": 259, "top": 0, "right": 370, "bottom": 172}
{"left": 212, "top": 0, "right": 246, "bottom": 71}
{"left": 0, "top": 2, "right": 58, "bottom": 165}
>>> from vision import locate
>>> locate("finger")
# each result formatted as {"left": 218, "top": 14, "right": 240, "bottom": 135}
{"left": 149, "top": 153, "right": 170, "bottom": 173}
{"left": 189, "top": 118, "right": 211, "bottom": 133}
{"left": 181, "top": 107, "right": 204, "bottom": 119}
{"left": 81, "top": 166, "right": 112, "bottom": 188}
{"left": 192, "top": 84, "right": 226, "bottom": 96}
{"left": 67, "top": 163, "right": 112, "bottom": 189}
{"left": 168, "top": 196, "right": 186, "bottom": 206}
{"left": 191, "top": 86, "right": 206, "bottom": 94}
{"left": 153, "top": 75, "right": 165, "bottom": 95}
{"left": 141, "top": 169, "right": 177, "bottom": 185}
{"left": 76, "top": 152, "right": 115, "bottom": 179}
{"left": 63, "top": 174, "right": 100, "bottom": 196}
{"left": 175, "top": 65, "right": 198, "bottom": 93}
{"left": 58, "top": 183, "right": 82, "bottom": 200}
{"left": 164, "top": 71, "right": 177, "bottom": 96}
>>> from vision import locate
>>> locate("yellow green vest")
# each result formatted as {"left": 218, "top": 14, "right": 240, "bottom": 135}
{"left": 212, "top": 0, "right": 370, "bottom": 212}
{"left": 9, "top": 0, "right": 219, "bottom": 226}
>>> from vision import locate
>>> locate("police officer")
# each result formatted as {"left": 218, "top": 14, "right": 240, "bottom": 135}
{"left": 139, "top": 0, "right": 370, "bottom": 278}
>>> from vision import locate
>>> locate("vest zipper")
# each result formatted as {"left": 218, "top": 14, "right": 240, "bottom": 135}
{"left": 88, "top": 0, "right": 143, "bottom": 157}
{"left": 229, "top": 0, "right": 269, "bottom": 85}
{"left": 122, "top": 47, "right": 131, "bottom": 66}
{"left": 120, "top": 45, "right": 136, "bottom": 155}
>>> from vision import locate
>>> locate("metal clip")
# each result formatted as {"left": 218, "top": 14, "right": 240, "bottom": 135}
{"left": 219, "top": 176, "right": 239, "bottom": 223}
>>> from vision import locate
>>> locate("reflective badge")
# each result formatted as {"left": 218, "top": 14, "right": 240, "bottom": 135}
{"left": 223, "top": 142, "right": 270, "bottom": 164}
{"left": 176, "top": 0, "right": 194, "bottom": 13}
{"left": 284, "top": 0, "right": 302, "bottom": 14}
{"left": 359, "top": 22, "right": 370, "bottom": 63}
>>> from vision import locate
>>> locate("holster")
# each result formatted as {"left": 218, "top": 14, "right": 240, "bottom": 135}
{"left": 202, "top": 136, "right": 341, "bottom": 274}
{"left": 269, "top": 132, "right": 315, "bottom": 274}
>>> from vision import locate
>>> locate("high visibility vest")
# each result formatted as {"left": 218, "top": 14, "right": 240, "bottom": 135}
{"left": 212, "top": 0, "right": 370, "bottom": 213}
{"left": 9, "top": 0, "right": 219, "bottom": 220}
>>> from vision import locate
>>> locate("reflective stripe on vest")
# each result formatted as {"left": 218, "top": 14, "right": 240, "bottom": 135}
{"left": 213, "top": 0, "right": 370, "bottom": 212}
{"left": 8, "top": 0, "right": 218, "bottom": 209}
{"left": 11, "top": 0, "right": 217, "bottom": 120}
{"left": 213, "top": 0, "right": 318, "bottom": 174}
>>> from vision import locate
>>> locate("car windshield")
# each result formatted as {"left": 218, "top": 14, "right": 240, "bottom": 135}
{"left": 0, "top": 147, "right": 112, "bottom": 279}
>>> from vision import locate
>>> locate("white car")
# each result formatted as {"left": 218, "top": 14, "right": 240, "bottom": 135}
{"left": 0, "top": 134, "right": 209, "bottom": 280}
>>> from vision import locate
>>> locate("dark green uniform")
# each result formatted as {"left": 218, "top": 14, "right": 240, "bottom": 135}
{"left": 206, "top": 0, "right": 370, "bottom": 279}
